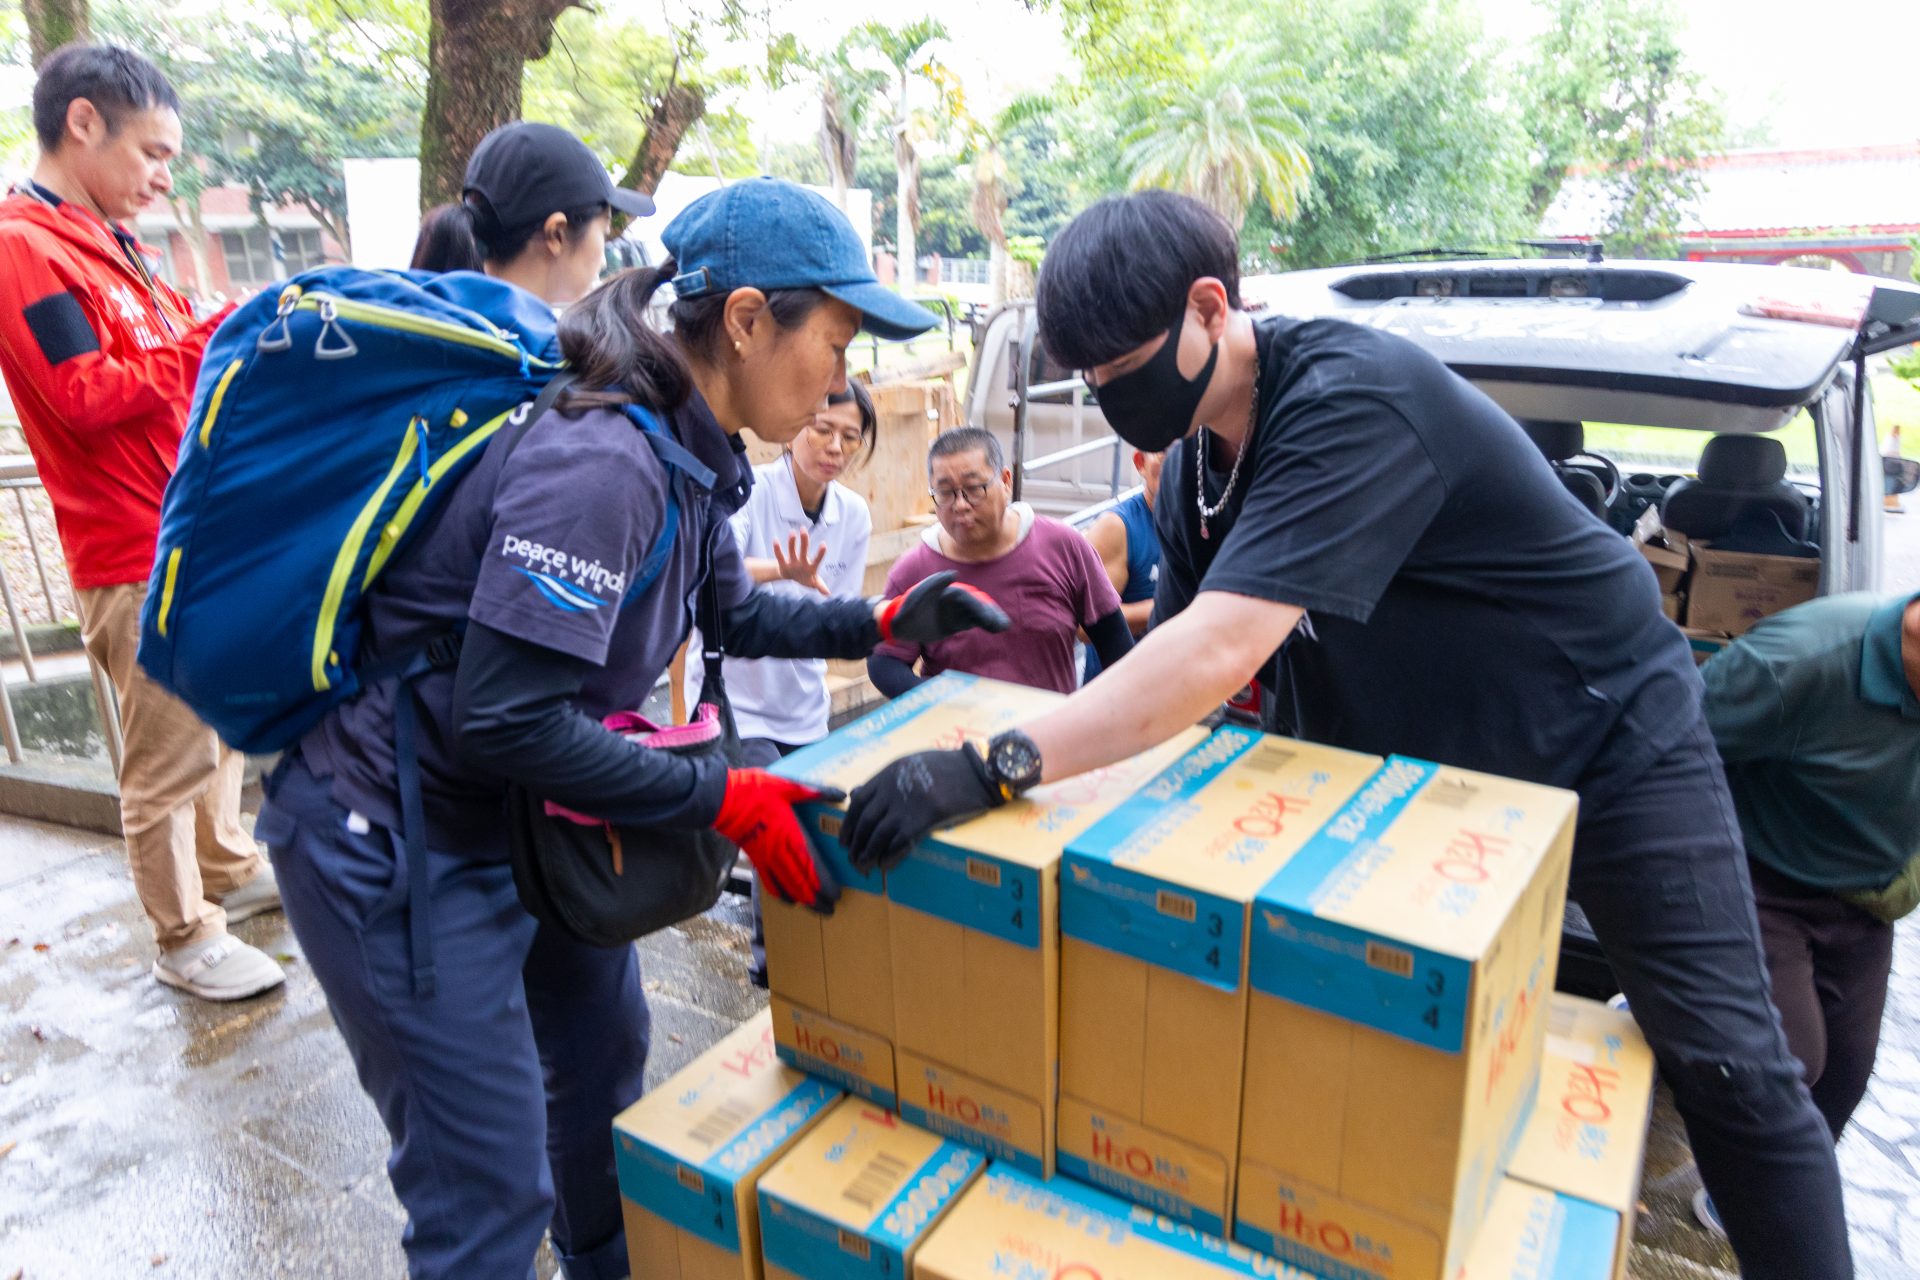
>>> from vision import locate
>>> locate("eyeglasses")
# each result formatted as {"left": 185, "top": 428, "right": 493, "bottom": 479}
{"left": 930, "top": 481, "right": 994, "bottom": 509}
{"left": 805, "top": 420, "right": 865, "bottom": 451}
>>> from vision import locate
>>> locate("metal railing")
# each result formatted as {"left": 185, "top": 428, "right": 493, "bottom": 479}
{"left": 1007, "top": 304, "right": 1127, "bottom": 507}
{"left": 863, "top": 295, "right": 961, "bottom": 368}
{"left": 0, "top": 452, "right": 121, "bottom": 770}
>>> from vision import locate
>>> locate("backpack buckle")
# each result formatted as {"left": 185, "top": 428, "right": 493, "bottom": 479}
{"left": 422, "top": 631, "right": 464, "bottom": 670}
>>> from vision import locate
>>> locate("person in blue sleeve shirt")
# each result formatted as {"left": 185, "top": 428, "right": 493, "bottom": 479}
{"left": 1081, "top": 447, "right": 1162, "bottom": 682}
{"left": 837, "top": 191, "right": 1852, "bottom": 1280}
{"left": 256, "top": 148, "right": 1006, "bottom": 1280}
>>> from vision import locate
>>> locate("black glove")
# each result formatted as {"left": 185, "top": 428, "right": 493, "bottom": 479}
{"left": 842, "top": 744, "right": 1005, "bottom": 871}
{"left": 878, "top": 571, "right": 1010, "bottom": 645}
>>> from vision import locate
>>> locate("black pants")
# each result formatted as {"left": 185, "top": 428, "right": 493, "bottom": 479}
{"left": 740, "top": 736, "right": 804, "bottom": 984}
{"left": 1749, "top": 857, "right": 1895, "bottom": 1143}
{"left": 1574, "top": 718, "right": 1849, "bottom": 1279}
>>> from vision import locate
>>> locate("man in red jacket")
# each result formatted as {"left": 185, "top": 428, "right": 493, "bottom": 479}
{"left": 0, "top": 44, "right": 282, "bottom": 1000}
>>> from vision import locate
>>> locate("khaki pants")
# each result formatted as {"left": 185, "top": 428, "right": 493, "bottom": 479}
{"left": 77, "top": 582, "right": 262, "bottom": 951}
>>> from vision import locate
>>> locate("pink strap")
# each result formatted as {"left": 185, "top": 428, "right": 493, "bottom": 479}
{"left": 541, "top": 702, "right": 725, "bottom": 824}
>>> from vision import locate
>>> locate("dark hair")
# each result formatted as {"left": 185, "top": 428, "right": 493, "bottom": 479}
{"left": 33, "top": 43, "right": 180, "bottom": 152}
{"left": 556, "top": 256, "right": 841, "bottom": 418}
{"left": 823, "top": 379, "right": 878, "bottom": 465}
{"left": 410, "top": 195, "right": 605, "bottom": 273}
{"left": 556, "top": 266, "right": 693, "bottom": 415}
{"left": 928, "top": 426, "right": 1004, "bottom": 475}
{"left": 668, "top": 277, "right": 829, "bottom": 365}
{"left": 1035, "top": 191, "right": 1242, "bottom": 371}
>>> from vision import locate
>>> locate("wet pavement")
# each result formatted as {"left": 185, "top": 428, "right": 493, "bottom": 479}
{"left": 0, "top": 808, "right": 1915, "bottom": 1279}
{"left": 4, "top": 523, "right": 1919, "bottom": 1279}
{"left": 0, "top": 813, "right": 769, "bottom": 1279}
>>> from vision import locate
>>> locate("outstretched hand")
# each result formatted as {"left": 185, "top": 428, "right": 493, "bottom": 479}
{"left": 773, "top": 532, "right": 831, "bottom": 595}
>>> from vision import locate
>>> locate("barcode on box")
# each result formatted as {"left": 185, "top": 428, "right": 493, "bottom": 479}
{"left": 686, "top": 1096, "right": 757, "bottom": 1150}
{"left": 1156, "top": 889, "right": 1198, "bottom": 922}
{"left": 1366, "top": 941, "right": 1415, "bottom": 978}
{"left": 966, "top": 857, "right": 1001, "bottom": 888}
{"left": 1246, "top": 742, "right": 1296, "bottom": 773}
{"left": 1420, "top": 777, "right": 1478, "bottom": 809}
{"left": 818, "top": 813, "right": 844, "bottom": 838}
{"left": 838, "top": 1228, "right": 873, "bottom": 1259}
{"left": 676, "top": 1164, "right": 705, "bottom": 1193}
{"left": 844, "top": 1150, "right": 911, "bottom": 1212}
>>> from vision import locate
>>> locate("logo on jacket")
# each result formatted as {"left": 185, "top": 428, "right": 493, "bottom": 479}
{"left": 501, "top": 534, "right": 627, "bottom": 614}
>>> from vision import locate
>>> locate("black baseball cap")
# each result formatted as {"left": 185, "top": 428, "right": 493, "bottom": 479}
{"left": 463, "top": 121, "right": 654, "bottom": 231}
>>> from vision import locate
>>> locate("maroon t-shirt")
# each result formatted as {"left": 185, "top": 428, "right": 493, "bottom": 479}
{"left": 877, "top": 511, "right": 1121, "bottom": 694}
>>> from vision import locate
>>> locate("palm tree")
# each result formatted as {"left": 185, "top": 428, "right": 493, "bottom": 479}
{"left": 852, "top": 18, "right": 952, "bottom": 294}
{"left": 1122, "top": 43, "right": 1313, "bottom": 235}
{"left": 967, "top": 94, "right": 1052, "bottom": 305}
{"left": 814, "top": 48, "right": 886, "bottom": 212}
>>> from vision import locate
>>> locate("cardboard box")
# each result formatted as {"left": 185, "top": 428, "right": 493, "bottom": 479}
{"left": 757, "top": 1096, "right": 985, "bottom": 1280}
{"left": 616, "top": 1012, "right": 843, "bottom": 1280}
{"left": 1235, "top": 757, "right": 1578, "bottom": 1280}
{"left": 913, "top": 1165, "right": 1320, "bottom": 1280}
{"left": 1684, "top": 546, "right": 1819, "bottom": 635}
{"left": 770, "top": 673, "right": 1051, "bottom": 1106}
{"left": 1679, "top": 627, "right": 1732, "bottom": 666}
{"left": 1660, "top": 592, "right": 1683, "bottom": 621}
{"left": 1498, "top": 995, "right": 1657, "bottom": 1280}
{"left": 1636, "top": 541, "right": 1689, "bottom": 595}
{"left": 1452, "top": 1179, "right": 1620, "bottom": 1280}
{"left": 1057, "top": 726, "right": 1380, "bottom": 1232}
{"left": 887, "top": 717, "right": 1208, "bottom": 1177}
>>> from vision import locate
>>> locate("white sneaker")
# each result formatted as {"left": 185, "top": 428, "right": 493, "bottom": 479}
{"left": 154, "top": 934, "right": 286, "bottom": 1001}
{"left": 218, "top": 863, "right": 282, "bottom": 924}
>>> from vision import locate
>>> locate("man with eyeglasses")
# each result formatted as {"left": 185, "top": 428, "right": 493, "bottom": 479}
{"left": 868, "top": 427, "right": 1133, "bottom": 697}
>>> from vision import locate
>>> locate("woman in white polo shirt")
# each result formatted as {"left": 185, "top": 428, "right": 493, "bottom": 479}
{"left": 689, "top": 382, "right": 876, "bottom": 982}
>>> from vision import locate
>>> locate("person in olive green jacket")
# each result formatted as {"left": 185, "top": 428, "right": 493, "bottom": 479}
{"left": 1703, "top": 590, "right": 1920, "bottom": 1156}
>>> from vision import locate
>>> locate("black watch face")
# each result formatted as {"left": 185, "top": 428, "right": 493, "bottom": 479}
{"left": 992, "top": 733, "right": 1042, "bottom": 790}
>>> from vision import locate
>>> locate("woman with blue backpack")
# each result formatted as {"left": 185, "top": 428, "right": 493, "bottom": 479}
{"left": 247, "top": 131, "right": 1006, "bottom": 1280}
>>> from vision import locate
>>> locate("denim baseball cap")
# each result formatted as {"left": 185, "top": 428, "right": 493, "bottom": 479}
{"left": 662, "top": 177, "right": 938, "bottom": 341}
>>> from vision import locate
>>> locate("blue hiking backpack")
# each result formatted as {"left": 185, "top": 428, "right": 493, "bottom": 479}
{"left": 137, "top": 267, "right": 571, "bottom": 753}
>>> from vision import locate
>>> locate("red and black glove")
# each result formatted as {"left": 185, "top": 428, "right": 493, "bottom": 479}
{"left": 713, "top": 770, "right": 843, "bottom": 913}
{"left": 878, "top": 571, "right": 1010, "bottom": 644}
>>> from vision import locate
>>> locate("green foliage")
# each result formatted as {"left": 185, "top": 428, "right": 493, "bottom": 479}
{"left": 1522, "top": 0, "right": 1727, "bottom": 257}
{"left": 525, "top": 8, "right": 754, "bottom": 179}
{"left": 1119, "top": 36, "right": 1312, "bottom": 234}
{"left": 1244, "top": 0, "right": 1534, "bottom": 269}
{"left": 97, "top": 0, "right": 417, "bottom": 250}
{"left": 1891, "top": 236, "right": 1920, "bottom": 390}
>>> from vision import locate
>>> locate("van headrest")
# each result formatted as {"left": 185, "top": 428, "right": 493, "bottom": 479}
{"left": 1520, "top": 419, "right": 1584, "bottom": 462}
{"left": 1698, "top": 435, "right": 1788, "bottom": 489}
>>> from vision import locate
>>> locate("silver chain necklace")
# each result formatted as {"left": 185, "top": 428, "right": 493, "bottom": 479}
{"left": 1197, "top": 341, "right": 1260, "bottom": 540}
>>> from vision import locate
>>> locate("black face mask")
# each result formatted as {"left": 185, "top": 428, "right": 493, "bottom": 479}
{"left": 1091, "top": 308, "right": 1218, "bottom": 453}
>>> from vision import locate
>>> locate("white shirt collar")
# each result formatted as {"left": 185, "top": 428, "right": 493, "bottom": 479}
{"left": 767, "top": 454, "right": 842, "bottom": 528}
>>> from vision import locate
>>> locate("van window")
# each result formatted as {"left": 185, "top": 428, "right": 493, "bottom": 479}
{"left": 1581, "top": 414, "right": 1820, "bottom": 482}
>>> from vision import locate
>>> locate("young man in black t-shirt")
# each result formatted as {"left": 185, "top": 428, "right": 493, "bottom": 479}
{"left": 838, "top": 192, "right": 1851, "bottom": 1279}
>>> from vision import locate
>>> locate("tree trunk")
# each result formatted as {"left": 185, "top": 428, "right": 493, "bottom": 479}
{"left": 989, "top": 241, "right": 1007, "bottom": 307}
{"left": 169, "top": 195, "right": 211, "bottom": 300}
{"left": 300, "top": 199, "right": 353, "bottom": 262}
{"left": 619, "top": 81, "right": 707, "bottom": 201}
{"left": 23, "top": 0, "right": 89, "bottom": 67}
{"left": 418, "top": 0, "right": 580, "bottom": 212}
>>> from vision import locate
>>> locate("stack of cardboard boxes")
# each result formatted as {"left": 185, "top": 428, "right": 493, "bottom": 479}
{"left": 614, "top": 673, "right": 1660, "bottom": 1280}
{"left": 1636, "top": 515, "right": 1819, "bottom": 663}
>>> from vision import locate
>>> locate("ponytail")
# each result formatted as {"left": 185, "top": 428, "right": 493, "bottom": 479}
{"left": 411, "top": 203, "right": 484, "bottom": 273}
{"left": 556, "top": 260, "right": 694, "bottom": 415}
{"left": 411, "top": 193, "right": 607, "bottom": 275}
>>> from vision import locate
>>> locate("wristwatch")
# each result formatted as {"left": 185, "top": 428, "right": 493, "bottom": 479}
{"left": 985, "top": 729, "right": 1044, "bottom": 800}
